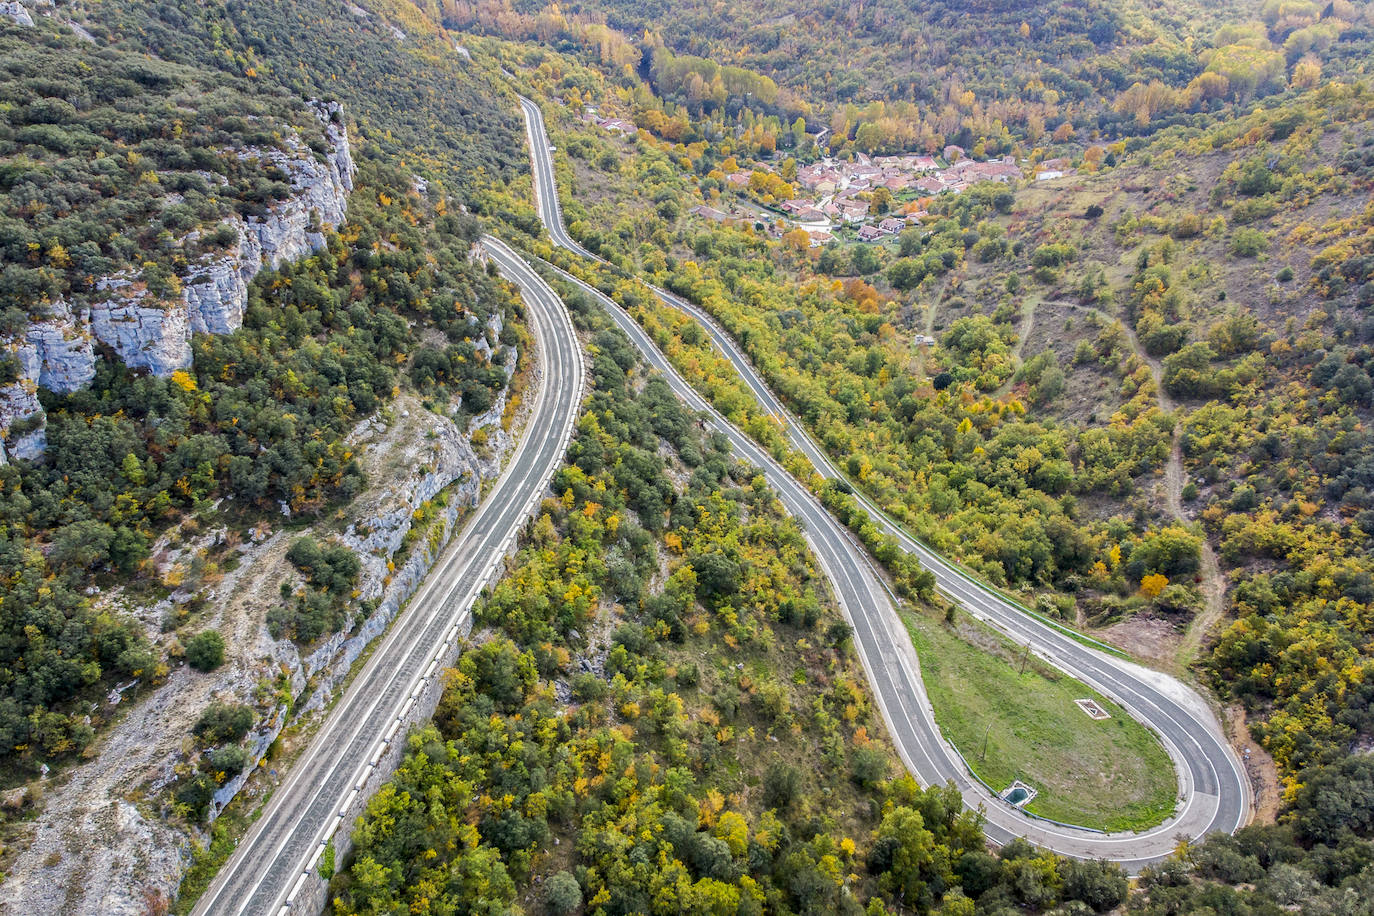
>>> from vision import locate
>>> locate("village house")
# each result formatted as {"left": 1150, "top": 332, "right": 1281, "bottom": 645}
{"left": 838, "top": 202, "right": 869, "bottom": 223}
{"left": 946, "top": 155, "right": 1021, "bottom": 184}
{"left": 878, "top": 217, "right": 906, "bottom": 234}
{"left": 582, "top": 108, "right": 636, "bottom": 135}
{"left": 1034, "top": 157, "right": 1075, "bottom": 180}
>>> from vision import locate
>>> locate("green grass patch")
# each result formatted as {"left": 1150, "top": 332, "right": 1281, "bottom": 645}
{"left": 902, "top": 606, "right": 1177, "bottom": 832}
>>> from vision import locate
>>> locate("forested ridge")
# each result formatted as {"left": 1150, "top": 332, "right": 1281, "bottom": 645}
{"left": 90, "top": 0, "right": 524, "bottom": 189}
{"left": 0, "top": 0, "right": 525, "bottom": 784}
{"left": 431, "top": 0, "right": 1374, "bottom": 156}
{"left": 0, "top": 28, "right": 326, "bottom": 323}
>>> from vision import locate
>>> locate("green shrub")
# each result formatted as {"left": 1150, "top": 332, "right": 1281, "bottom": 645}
{"left": 193, "top": 702, "right": 255, "bottom": 744}
{"left": 544, "top": 871, "right": 582, "bottom": 915}
{"left": 186, "top": 630, "right": 226, "bottom": 672}
{"left": 1230, "top": 228, "right": 1268, "bottom": 258}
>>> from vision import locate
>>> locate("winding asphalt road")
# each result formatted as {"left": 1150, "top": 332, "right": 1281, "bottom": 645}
{"left": 192, "top": 238, "right": 584, "bottom": 916}
{"left": 519, "top": 95, "right": 1250, "bottom": 869}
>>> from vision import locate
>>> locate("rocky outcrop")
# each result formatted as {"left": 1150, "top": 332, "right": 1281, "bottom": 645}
{"left": 90, "top": 100, "right": 355, "bottom": 375}
{"left": 299, "top": 377, "right": 518, "bottom": 707}
{"left": 0, "top": 351, "right": 45, "bottom": 464}
{"left": 29, "top": 299, "right": 96, "bottom": 394}
{"left": 88, "top": 283, "right": 192, "bottom": 376}
{"left": 0, "top": 300, "right": 94, "bottom": 462}
{"left": 1, "top": 2, "right": 34, "bottom": 27}
{"left": 0, "top": 101, "right": 355, "bottom": 457}
{"left": 183, "top": 243, "right": 253, "bottom": 337}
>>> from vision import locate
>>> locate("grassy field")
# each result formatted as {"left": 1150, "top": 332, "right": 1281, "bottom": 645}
{"left": 902, "top": 606, "right": 1178, "bottom": 832}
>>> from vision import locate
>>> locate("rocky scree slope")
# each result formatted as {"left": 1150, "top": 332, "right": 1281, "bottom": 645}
{"left": 0, "top": 377, "right": 523, "bottom": 916}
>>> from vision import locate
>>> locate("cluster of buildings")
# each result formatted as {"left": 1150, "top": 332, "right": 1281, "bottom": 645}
{"left": 790, "top": 145, "right": 1026, "bottom": 201}
{"left": 786, "top": 148, "right": 1023, "bottom": 213}
{"left": 710, "top": 147, "right": 1032, "bottom": 245}
{"left": 577, "top": 103, "right": 1076, "bottom": 247}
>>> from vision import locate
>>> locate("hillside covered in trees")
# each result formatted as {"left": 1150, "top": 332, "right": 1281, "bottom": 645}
{"left": 334, "top": 277, "right": 1374, "bottom": 916}
{"left": 0, "top": 0, "right": 558, "bottom": 910}
{"left": 423, "top": 15, "right": 1374, "bottom": 916}
{"left": 434, "top": 0, "right": 1374, "bottom": 156}
{"left": 5, "top": 0, "right": 1374, "bottom": 912}
{"left": 331, "top": 301, "right": 1144, "bottom": 916}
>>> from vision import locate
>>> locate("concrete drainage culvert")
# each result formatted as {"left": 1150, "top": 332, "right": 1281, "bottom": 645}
{"left": 1002, "top": 780, "right": 1038, "bottom": 808}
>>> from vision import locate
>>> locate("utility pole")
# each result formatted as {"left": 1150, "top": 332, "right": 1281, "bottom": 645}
{"left": 980, "top": 722, "right": 992, "bottom": 760}
{"left": 1019, "top": 642, "right": 1031, "bottom": 675}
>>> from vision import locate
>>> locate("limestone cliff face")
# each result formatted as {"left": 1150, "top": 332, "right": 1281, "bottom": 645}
{"left": 183, "top": 101, "right": 355, "bottom": 337}
{"left": 0, "top": 300, "right": 96, "bottom": 463}
{"left": 28, "top": 299, "right": 96, "bottom": 394}
{"left": 92, "top": 100, "right": 355, "bottom": 372}
{"left": 88, "top": 282, "right": 193, "bottom": 376}
{"left": 0, "top": 348, "right": 45, "bottom": 463}
{"left": 0, "top": 102, "right": 354, "bottom": 462}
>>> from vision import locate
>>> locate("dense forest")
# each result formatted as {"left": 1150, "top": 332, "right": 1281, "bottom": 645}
{"left": 91, "top": 0, "right": 524, "bottom": 190}
{"left": 429, "top": 0, "right": 1374, "bottom": 156}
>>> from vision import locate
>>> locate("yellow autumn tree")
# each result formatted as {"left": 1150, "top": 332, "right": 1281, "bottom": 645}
{"left": 1141, "top": 573, "right": 1169, "bottom": 598}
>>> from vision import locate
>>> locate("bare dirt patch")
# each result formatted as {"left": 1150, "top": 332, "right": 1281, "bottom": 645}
{"left": 1227, "top": 705, "right": 1281, "bottom": 826}
{"left": 1094, "top": 614, "right": 1183, "bottom": 671}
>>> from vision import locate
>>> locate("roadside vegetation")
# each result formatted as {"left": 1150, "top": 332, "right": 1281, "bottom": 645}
{"left": 332, "top": 303, "right": 1137, "bottom": 916}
